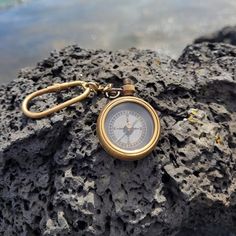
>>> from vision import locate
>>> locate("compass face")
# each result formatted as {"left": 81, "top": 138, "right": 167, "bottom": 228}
{"left": 104, "top": 102, "right": 155, "bottom": 151}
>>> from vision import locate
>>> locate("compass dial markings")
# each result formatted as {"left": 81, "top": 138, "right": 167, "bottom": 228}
{"left": 107, "top": 109, "right": 147, "bottom": 149}
{"left": 104, "top": 101, "right": 155, "bottom": 152}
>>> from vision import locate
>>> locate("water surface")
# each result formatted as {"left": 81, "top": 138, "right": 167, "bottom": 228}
{"left": 1, "top": 0, "right": 236, "bottom": 84}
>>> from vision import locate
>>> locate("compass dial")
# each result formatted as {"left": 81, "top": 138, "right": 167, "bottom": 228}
{"left": 104, "top": 102, "right": 155, "bottom": 151}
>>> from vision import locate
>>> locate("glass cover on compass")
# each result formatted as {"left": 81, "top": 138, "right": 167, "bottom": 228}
{"left": 104, "top": 102, "right": 155, "bottom": 151}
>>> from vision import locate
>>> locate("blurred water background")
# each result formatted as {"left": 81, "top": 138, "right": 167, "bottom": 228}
{"left": 1, "top": 0, "right": 236, "bottom": 84}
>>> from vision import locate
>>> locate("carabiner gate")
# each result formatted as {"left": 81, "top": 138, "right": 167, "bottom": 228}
{"left": 22, "top": 81, "right": 91, "bottom": 119}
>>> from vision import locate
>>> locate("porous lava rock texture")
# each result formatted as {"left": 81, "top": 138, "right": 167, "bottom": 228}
{"left": 0, "top": 43, "right": 236, "bottom": 236}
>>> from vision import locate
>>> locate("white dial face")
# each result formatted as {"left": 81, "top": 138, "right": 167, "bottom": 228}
{"left": 104, "top": 102, "right": 155, "bottom": 151}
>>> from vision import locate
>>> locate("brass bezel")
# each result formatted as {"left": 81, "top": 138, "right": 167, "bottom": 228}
{"left": 97, "top": 96, "right": 161, "bottom": 160}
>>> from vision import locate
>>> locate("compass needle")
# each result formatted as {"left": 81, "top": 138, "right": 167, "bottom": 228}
{"left": 131, "top": 119, "right": 139, "bottom": 129}
{"left": 117, "top": 133, "right": 126, "bottom": 142}
{"left": 126, "top": 112, "right": 129, "bottom": 124}
{"left": 127, "top": 135, "right": 130, "bottom": 146}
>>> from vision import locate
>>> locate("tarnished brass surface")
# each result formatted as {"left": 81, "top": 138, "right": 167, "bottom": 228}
{"left": 97, "top": 96, "right": 161, "bottom": 160}
{"left": 22, "top": 79, "right": 160, "bottom": 160}
{"left": 22, "top": 81, "right": 116, "bottom": 119}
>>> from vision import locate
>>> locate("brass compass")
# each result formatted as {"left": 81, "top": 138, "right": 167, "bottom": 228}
{"left": 22, "top": 79, "right": 161, "bottom": 160}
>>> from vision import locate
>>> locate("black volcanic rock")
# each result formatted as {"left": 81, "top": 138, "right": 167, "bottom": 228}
{"left": 0, "top": 43, "right": 236, "bottom": 236}
{"left": 194, "top": 26, "right": 236, "bottom": 45}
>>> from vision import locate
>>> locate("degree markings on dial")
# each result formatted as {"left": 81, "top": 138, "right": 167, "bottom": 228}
{"left": 107, "top": 109, "right": 147, "bottom": 149}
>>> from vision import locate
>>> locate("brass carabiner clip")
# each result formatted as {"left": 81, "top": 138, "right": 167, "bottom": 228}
{"left": 22, "top": 81, "right": 91, "bottom": 119}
